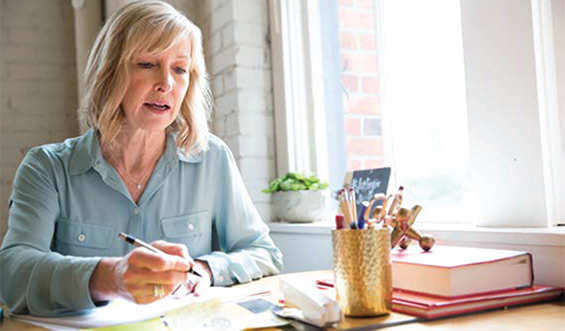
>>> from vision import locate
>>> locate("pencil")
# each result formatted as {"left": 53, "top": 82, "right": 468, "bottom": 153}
{"left": 118, "top": 232, "right": 203, "bottom": 278}
{"left": 349, "top": 187, "right": 357, "bottom": 223}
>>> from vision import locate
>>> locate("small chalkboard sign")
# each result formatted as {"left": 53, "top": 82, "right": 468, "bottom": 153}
{"left": 345, "top": 167, "right": 391, "bottom": 214}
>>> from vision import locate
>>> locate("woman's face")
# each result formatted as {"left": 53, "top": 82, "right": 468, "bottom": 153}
{"left": 121, "top": 38, "right": 191, "bottom": 134}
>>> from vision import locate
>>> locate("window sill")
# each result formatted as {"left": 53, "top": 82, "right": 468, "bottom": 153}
{"left": 267, "top": 221, "right": 565, "bottom": 247}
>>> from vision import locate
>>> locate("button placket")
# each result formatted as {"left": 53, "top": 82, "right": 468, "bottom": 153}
{"left": 77, "top": 234, "right": 86, "bottom": 242}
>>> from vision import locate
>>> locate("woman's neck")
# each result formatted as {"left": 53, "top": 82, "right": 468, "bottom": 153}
{"left": 102, "top": 129, "right": 166, "bottom": 173}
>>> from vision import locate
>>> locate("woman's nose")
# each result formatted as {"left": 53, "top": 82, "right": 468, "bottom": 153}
{"left": 155, "top": 69, "right": 173, "bottom": 93}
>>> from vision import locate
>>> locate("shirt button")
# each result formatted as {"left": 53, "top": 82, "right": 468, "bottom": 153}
{"left": 188, "top": 223, "right": 195, "bottom": 231}
{"left": 218, "top": 275, "right": 224, "bottom": 282}
{"left": 77, "top": 234, "right": 86, "bottom": 242}
{"left": 134, "top": 208, "right": 139, "bottom": 215}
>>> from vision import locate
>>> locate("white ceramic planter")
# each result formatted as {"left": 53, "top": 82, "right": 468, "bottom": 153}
{"left": 272, "top": 190, "right": 332, "bottom": 223}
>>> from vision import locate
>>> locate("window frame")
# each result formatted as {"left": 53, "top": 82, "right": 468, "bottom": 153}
{"left": 269, "top": 0, "right": 329, "bottom": 181}
{"left": 269, "top": 0, "right": 564, "bottom": 227}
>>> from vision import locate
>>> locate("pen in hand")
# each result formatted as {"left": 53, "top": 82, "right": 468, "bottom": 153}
{"left": 118, "top": 232, "right": 204, "bottom": 278}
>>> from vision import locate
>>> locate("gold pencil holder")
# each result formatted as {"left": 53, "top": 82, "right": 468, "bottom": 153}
{"left": 332, "top": 228, "right": 392, "bottom": 317}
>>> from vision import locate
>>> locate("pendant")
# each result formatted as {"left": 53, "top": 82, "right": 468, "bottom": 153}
{"left": 136, "top": 183, "right": 142, "bottom": 190}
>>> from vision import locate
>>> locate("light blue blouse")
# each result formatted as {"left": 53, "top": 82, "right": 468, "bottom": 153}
{"left": 0, "top": 128, "right": 283, "bottom": 316}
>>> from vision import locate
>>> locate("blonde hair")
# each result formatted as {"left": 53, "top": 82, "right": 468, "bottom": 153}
{"left": 79, "top": 0, "right": 211, "bottom": 155}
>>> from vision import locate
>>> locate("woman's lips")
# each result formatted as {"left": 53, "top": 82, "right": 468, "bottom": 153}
{"left": 144, "top": 102, "right": 170, "bottom": 113}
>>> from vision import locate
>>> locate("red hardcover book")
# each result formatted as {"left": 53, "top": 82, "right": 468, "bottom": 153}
{"left": 314, "top": 280, "right": 563, "bottom": 319}
{"left": 392, "top": 285, "right": 563, "bottom": 319}
{"left": 390, "top": 245, "right": 533, "bottom": 298}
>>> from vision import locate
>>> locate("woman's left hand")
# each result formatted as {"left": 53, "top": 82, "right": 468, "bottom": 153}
{"left": 190, "top": 260, "right": 212, "bottom": 296}
{"left": 150, "top": 241, "right": 212, "bottom": 296}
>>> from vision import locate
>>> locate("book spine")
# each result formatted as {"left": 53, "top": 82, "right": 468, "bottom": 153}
{"left": 393, "top": 285, "right": 536, "bottom": 301}
{"left": 392, "top": 292, "right": 562, "bottom": 319}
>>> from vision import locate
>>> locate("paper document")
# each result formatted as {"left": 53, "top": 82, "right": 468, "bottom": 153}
{"left": 13, "top": 286, "right": 276, "bottom": 331}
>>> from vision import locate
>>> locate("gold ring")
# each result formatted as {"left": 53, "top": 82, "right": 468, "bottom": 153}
{"left": 154, "top": 284, "right": 165, "bottom": 298}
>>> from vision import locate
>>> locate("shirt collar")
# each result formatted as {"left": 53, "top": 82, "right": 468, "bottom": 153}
{"left": 170, "top": 130, "right": 205, "bottom": 164}
{"left": 68, "top": 128, "right": 100, "bottom": 175}
{"left": 69, "top": 128, "right": 203, "bottom": 175}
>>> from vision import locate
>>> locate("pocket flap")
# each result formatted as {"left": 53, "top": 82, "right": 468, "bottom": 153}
{"left": 161, "top": 211, "right": 209, "bottom": 238}
{"left": 56, "top": 220, "right": 114, "bottom": 249}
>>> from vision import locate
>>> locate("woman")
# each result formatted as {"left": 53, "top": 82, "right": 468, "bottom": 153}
{"left": 0, "top": 1, "right": 282, "bottom": 316}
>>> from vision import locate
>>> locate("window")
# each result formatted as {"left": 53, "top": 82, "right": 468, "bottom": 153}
{"left": 341, "top": 0, "right": 472, "bottom": 223}
{"left": 269, "top": 0, "right": 564, "bottom": 226}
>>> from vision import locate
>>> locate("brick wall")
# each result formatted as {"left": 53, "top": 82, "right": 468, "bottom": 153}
{"left": 195, "top": 0, "right": 276, "bottom": 221}
{"left": 338, "top": 0, "right": 384, "bottom": 171}
{"left": 0, "top": 0, "right": 79, "bottom": 238}
{"left": 0, "top": 0, "right": 277, "bottom": 240}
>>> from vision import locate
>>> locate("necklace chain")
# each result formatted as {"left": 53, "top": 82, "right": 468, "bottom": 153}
{"left": 113, "top": 151, "right": 162, "bottom": 191}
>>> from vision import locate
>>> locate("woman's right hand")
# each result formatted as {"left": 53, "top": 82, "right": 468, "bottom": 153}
{"left": 89, "top": 247, "right": 190, "bottom": 304}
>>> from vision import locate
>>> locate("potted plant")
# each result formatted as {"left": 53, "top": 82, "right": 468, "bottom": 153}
{"left": 263, "top": 172, "right": 331, "bottom": 223}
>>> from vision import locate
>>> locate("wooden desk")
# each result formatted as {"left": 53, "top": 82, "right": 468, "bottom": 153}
{"left": 2, "top": 270, "right": 564, "bottom": 331}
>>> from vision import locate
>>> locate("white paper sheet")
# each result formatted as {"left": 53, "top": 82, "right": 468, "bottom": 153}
{"left": 13, "top": 286, "right": 272, "bottom": 331}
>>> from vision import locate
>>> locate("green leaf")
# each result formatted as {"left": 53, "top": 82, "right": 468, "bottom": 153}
{"left": 289, "top": 183, "right": 301, "bottom": 191}
{"left": 269, "top": 178, "right": 283, "bottom": 192}
{"left": 280, "top": 179, "right": 294, "bottom": 191}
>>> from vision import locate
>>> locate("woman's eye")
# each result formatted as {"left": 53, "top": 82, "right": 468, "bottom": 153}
{"left": 174, "top": 67, "right": 188, "bottom": 74}
{"left": 138, "top": 62, "right": 155, "bottom": 69}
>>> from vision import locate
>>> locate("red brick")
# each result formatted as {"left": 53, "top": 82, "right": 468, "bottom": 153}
{"left": 359, "top": 33, "right": 376, "bottom": 50}
{"left": 347, "top": 159, "right": 363, "bottom": 171}
{"left": 346, "top": 137, "right": 382, "bottom": 156}
{"left": 345, "top": 117, "right": 361, "bottom": 135}
{"left": 346, "top": 95, "right": 380, "bottom": 115}
{"left": 338, "top": 8, "right": 375, "bottom": 29}
{"left": 362, "top": 76, "right": 378, "bottom": 94}
{"left": 339, "top": 32, "right": 357, "bottom": 50}
{"left": 365, "top": 158, "right": 384, "bottom": 169}
{"left": 356, "top": 0, "right": 374, "bottom": 9}
{"left": 341, "top": 53, "right": 377, "bottom": 73}
{"left": 342, "top": 74, "right": 359, "bottom": 92}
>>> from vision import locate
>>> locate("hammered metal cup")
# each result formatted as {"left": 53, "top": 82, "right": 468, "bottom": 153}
{"left": 332, "top": 228, "right": 392, "bottom": 317}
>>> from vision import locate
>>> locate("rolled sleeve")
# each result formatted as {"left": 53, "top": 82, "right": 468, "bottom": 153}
{"left": 29, "top": 254, "right": 103, "bottom": 315}
{"left": 196, "top": 252, "right": 232, "bottom": 286}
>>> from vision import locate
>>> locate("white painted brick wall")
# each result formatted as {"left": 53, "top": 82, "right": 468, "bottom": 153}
{"left": 195, "top": 0, "right": 276, "bottom": 221}
{"left": 0, "top": 0, "right": 277, "bottom": 242}
{"left": 0, "top": 0, "right": 79, "bottom": 239}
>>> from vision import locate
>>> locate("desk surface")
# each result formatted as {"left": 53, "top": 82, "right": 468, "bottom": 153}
{"left": 2, "top": 270, "right": 564, "bottom": 331}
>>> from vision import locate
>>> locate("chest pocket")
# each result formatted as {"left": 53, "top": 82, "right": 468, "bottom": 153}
{"left": 55, "top": 220, "right": 115, "bottom": 256}
{"left": 160, "top": 211, "right": 211, "bottom": 256}
{"left": 161, "top": 211, "right": 210, "bottom": 239}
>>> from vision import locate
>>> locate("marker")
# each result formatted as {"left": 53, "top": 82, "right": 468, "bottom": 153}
{"left": 118, "top": 232, "right": 203, "bottom": 278}
{"left": 357, "top": 201, "right": 369, "bottom": 229}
